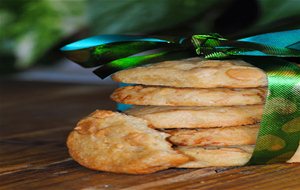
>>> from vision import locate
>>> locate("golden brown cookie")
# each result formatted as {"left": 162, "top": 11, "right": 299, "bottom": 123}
{"left": 67, "top": 110, "right": 189, "bottom": 174}
{"left": 177, "top": 146, "right": 254, "bottom": 168}
{"left": 125, "top": 105, "right": 263, "bottom": 128}
{"left": 112, "top": 57, "right": 267, "bottom": 88}
{"left": 111, "top": 85, "right": 267, "bottom": 106}
{"left": 164, "top": 124, "right": 259, "bottom": 146}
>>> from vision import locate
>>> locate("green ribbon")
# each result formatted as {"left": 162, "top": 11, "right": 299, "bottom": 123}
{"left": 191, "top": 33, "right": 300, "bottom": 59}
{"left": 61, "top": 30, "right": 300, "bottom": 164}
{"left": 245, "top": 57, "right": 300, "bottom": 164}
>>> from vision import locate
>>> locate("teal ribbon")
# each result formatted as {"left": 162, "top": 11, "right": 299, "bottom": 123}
{"left": 61, "top": 29, "right": 300, "bottom": 165}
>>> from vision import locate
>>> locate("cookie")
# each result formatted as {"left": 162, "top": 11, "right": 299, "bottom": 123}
{"left": 177, "top": 146, "right": 254, "bottom": 168}
{"left": 164, "top": 124, "right": 259, "bottom": 146}
{"left": 111, "top": 85, "right": 267, "bottom": 106}
{"left": 67, "top": 110, "right": 189, "bottom": 174}
{"left": 125, "top": 105, "right": 263, "bottom": 128}
{"left": 112, "top": 57, "right": 267, "bottom": 88}
{"left": 287, "top": 141, "right": 300, "bottom": 163}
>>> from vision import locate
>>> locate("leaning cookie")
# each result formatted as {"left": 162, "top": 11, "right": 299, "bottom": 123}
{"left": 125, "top": 105, "right": 263, "bottom": 128}
{"left": 177, "top": 146, "right": 254, "bottom": 168}
{"left": 164, "top": 125, "right": 259, "bottom": 147}
{"left": 67, "top": 110, "right": 190, "bottom": 174}
{"left": 111, "top": 85, "right": 267, "bottom": 107}
{"left": 112, "top": 57, "right": 267, "bottom": 88}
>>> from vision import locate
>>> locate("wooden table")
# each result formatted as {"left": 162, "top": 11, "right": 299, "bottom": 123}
{"left": 1, "top": 80, "right": 300, "bottom": 190}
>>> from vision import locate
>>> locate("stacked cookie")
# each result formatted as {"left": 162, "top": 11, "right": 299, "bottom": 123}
{"left": 111, "top": 57, "right": 267, "bottom": 168}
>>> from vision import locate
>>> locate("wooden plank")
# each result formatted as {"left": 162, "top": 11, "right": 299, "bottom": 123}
{"left": 0, "top": 160, "right": 216, "bottom": 190}
{"left": 1, "top": 159, "right": 299, "bottom": 190}
{"left": 0, "top": 143, "right": 69, "bottom": 174}
{"left": 0, "top": 81, "right": 116, "bottom": 175}
{"left": 145, "top": 163, "right": 300, "bottom": 190}
{"left": 1, "top": 80, "right": 300, "bottom": 190}
{"left": 0, "top": 81, "right": 117, "bottom": 138}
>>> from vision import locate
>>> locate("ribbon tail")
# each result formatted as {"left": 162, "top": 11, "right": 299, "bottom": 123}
{"left": 239, "top": 29, "right": 300, "bottom": 48}
{"left": 61, "top": 35, "right": 184, "bottom": 68}
{"left": 286, "top": 41, "right": 300, "bottom": 50}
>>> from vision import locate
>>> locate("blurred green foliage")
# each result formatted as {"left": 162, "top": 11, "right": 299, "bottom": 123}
{"left": 1, "top": 0, "right": 299, "bottom": 73}
{"left": 1, "top": 0, "right": 85, "bottom": 72}
{"left": 87, "top": 0, "right": 222, "bottom": 34}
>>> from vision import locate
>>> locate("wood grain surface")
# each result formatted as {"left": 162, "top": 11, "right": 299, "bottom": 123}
{"left": 1, "top": 80, "right": 300, "bottom": 190}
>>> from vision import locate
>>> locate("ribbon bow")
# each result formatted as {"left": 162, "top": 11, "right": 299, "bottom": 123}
{"left": 61, "top": 30, "right": 300, "bottom": 165}
{"left": 61, "top": 29, "right": 300, "bottom": 78}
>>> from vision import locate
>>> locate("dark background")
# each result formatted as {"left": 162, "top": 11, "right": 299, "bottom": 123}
{"left": 1, "top": 0, "right": 299, "bottom": 83}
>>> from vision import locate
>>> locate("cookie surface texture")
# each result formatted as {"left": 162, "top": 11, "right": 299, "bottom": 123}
{"left": 164, "top": 125, "right": 259, "bottom": 146}
{"left": 177, "top": 146, "right": 254, "bottom": 168}
{"left": 112, "top": 58, "right": 267, "bottom": 88}
{"left": 67, "top": 110, "right": 189, "bottom": 174}
{"left": 111, "top": 85, "right": 266, "bottom": 106}
{"left": 125, "top": 105, "right": 263, "bottom": 128}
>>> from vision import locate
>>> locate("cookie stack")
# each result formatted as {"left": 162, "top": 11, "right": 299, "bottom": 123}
{"left": 111, "top": 57, "right": 267, "bottom": 168}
